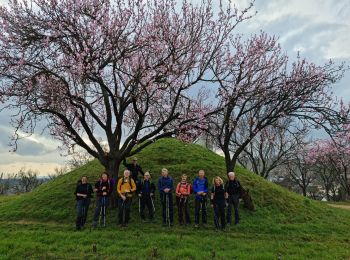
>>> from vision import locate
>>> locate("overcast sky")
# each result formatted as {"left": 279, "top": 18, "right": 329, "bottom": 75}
{"left": 0, "top": 0, "right": 349, "bottom": 176}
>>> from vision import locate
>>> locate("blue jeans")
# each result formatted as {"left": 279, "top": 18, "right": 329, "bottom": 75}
{"left": 76, "top": 199, "right": 90, "bottom": 229}
{"left": 93, "top": 197, "right": 109, "bottom": 225}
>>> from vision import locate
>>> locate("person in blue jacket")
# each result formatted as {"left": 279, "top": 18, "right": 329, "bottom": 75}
{"left": 158, "top": 168, "right": 174, "bottom": 226}
{"left": 193, "top": 170, "right": 208, "bottom": 228}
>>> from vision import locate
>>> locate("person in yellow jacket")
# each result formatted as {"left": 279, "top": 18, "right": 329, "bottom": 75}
{"left": 117, "top": 169, "right": 136, "bottom": 227}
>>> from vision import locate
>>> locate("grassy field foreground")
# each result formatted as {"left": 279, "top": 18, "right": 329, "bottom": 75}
{"left": 0, "top": 220, "right": 349, "bottom": 259}
{"left": 0, "top": 138, "right": 349, "bottom": 259}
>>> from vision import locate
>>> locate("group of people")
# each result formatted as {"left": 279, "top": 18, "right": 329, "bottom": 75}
{"left": 74, "top": 157, "right": 243, "bottom": 231}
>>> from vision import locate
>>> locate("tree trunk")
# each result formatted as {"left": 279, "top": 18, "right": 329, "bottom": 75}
{"left": 325, "top": 187, "right": 331, "bottom": 201}
{"left": 225, "top": 157, "right": 235, "bottom": 173}
{"left": 104, "top": 159, "right": 122, "bottom": 209}
{"left": 302, "top": 186, "right": 307, "bottom": 197}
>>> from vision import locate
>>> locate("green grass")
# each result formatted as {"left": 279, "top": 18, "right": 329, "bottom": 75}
{"left": 0, "top": 138, "right": 350, "bottom": 259}
{"left": 326, "top": 200, "right": 350, "bottom": 206}
{"left": 0, "top": 221, "right": 349, "bottom": 260}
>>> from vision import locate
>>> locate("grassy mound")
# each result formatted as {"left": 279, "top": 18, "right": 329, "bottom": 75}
{"left": 0, "top": 138, "right": 345, "bottom": 224}
{"left": 0, "top": 138, "right": 350, "bottom": 259}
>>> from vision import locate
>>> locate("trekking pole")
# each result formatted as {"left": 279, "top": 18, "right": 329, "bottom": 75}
{"left": 123, "top": 199, "right": 126, "bottom": 225}
{"left": 151, "top": 196, "right": 156, "bottom": 213}
{"left": 82, "top": 200, "right": 86, "bottom": 227}
{"left": 213, "top": 204, "right": 220, "bottom": 229}
{"left": 177, "top": 197, "right": 181, "bottom": 223}
{"left": 103, "top": 196, "right": 106, "bottom": 227}
{"left": 166, "top": 193, "right": 170, "bottom": 227}
{"left": 99, "top": 197, "right": 103, "bottom": 227}
{"left": 138, "top": 196, "right": 141, "bottom": 217}
{"left": 199, "top": 199, "right": 203, "bottom": 221}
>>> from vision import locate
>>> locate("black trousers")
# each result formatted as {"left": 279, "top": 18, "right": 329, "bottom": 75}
{"left": 176, "top": 197, "right": 190, "bottom": 224}
{"left": 76, "top": 199, "right": 90, "bottom": 228}
{"left": 160, "top": 192, "right": 173, "bottom": 224}
{"left": 118, "top": 197, "right": 132, "bottom": 224}
{"left": 227, "top": 195, "right": 240, "bottom": 224}
{"left": 213, "top": 200, "right": 226, "bottom": 229}
{"left": 194, "top": 197, "right": 207, "bottom": 224}
{"left": 140, "top": 195, "right": 154, "bottom": 220}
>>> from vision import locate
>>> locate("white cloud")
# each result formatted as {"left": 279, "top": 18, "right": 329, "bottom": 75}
{"left": 0, "top": 125, "right": 67, "bottom": 176}
{"left": 0, "top": 162, "right": 63, "bottom": 177}
{"left": 232, "top": 0, "right": 350, "bottom": 102}
{"left": 0, "top": 0, "right": 8, "bottom": 6}
{"left": 234, "top": 0, "right": 350, "bottom": 60}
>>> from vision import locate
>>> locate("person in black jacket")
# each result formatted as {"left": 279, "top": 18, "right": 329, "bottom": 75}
{"left": 74, "top": 176, "right": 93, "bottom": 231}
{"left": 138, "top": 172, "right": 156, "bottom": 222}
{"left": 92, "top": 172, "right": 113, "bottom": 228}
{"left": 225, "top": 172, "right": 242, "bottom": 225}
{"left": 211, "top": 176, "right": 227, "bottom": 230}
{"left": 123, "top": 157, "right": 144, "bottom": 183}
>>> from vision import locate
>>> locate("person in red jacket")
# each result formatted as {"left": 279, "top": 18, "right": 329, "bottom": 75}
{"left": 92, "top": 172, "right": 113, "bottom": 228}
{"left": 176, "top": 174, "right": 191, "bottom": 225}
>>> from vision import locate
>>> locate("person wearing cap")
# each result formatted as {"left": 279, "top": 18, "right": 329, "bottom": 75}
{"left": 138, "top": 171, "right": 156, "bottom": 222}
{"left": 123, "top": 157, "right": 144, "bottom": 183}
{"left": 225, "top": 171, "right": 242, "bottom": 225}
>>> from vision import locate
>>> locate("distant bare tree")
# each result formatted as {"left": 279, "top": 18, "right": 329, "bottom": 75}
{"left": 0, "top": 172, "right": 10, "bottom": 195}
{"left": 284, "top": 151, "right": 315, "bottom": 197}
{"left": 11, "top": 168, "right": 43, "bottom": 193}
{"left": 237, "top": 118, "right": 309, "bottom": 179}
{"left": 47, "top": 166, "right": 69, "bottom": 180}
{"left": 66, "top": 150, "right": 94, "bottom": 170}
{"left": 311, "top": 163, "right": 338, "bottom": 201}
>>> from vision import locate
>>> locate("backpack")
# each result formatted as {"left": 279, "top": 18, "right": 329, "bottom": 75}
{"left": 189, "top": 183, "right": 194, "bottom": 194}
{"left": 119, "top": 177, "right": 135, "bottom": 193}
{"left": 177, "top": 182, "right": 192, "bottom": 195}
{"left": 99, "top": 179, "right": 111, "bottom": 193}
